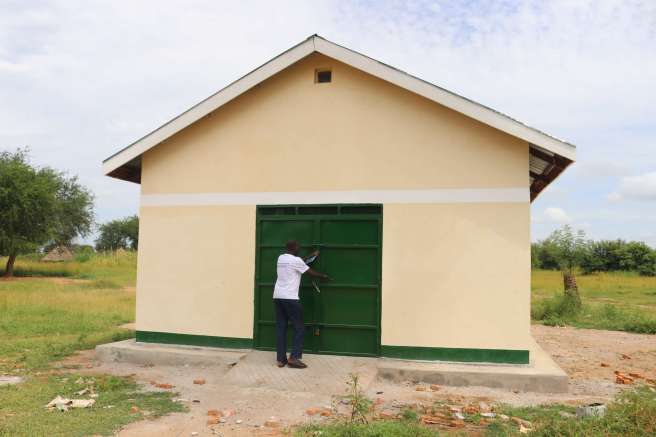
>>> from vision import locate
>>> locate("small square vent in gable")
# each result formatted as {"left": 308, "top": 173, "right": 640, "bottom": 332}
{"left": 315, "top": 69, "right": 332, "bottom": 83}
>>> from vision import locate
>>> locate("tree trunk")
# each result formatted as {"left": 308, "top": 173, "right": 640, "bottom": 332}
{"left": 563, "top": 272, "right": 582, "bottom": 307}
{"left": 3, "top": 254, "right": 16, "bottom": 278}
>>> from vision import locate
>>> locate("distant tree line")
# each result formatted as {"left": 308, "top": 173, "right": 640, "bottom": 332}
{"left": 95, "top": 215, "right": 139, "bottom": 251}
{"left": 532, "top": 227, "right": 656, "bottom": 277}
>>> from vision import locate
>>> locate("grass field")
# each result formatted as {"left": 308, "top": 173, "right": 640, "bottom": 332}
{"left": 532, "top": 270, "right": 656, "bottom": 333}
{"left": 0, "top": 252, "right": 185, "bottom": 436}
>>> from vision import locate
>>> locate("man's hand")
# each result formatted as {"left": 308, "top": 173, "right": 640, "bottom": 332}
{"left": 306, "top": 267, "right": 329, "bottom": 280}
{"left": 304, "top": 250, "right": 320, "bottom": 264}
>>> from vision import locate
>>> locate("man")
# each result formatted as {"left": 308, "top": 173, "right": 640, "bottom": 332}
{"left": 273, "top": 240, "right": 329, "bottom": 369}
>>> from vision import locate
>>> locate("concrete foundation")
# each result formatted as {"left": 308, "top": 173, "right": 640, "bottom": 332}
{"left": 95, "top": 339, "right": 247, "bottom": 367}
{"left": 96, "top": 338, "right": 568, "bottom": 394}
{"left": 378, "top": 339, "right": 568, "bottom": 393}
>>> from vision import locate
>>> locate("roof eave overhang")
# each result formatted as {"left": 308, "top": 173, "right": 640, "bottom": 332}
{"left": 103, "top": 35, "right": 576, "bottom": 196}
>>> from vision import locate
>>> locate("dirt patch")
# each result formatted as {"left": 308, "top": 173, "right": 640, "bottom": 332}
{"left": 74, "top": 325, "right": 655, "bottom": 436}
{"left": 532, "top": 324, "right": 656, "bottom": 397}
{"left": 0, "top": 276, "right": 90, "bottom": 285}
{"left": 0, "top": 376, "right": 23, "bottom": 386}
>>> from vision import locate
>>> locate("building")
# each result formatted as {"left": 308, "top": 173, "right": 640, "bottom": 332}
{"left": 103, "top": 35, "right": 575, "bottom": 364}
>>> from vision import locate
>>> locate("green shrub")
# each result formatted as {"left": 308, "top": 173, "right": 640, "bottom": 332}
{"left": 531, "top": 387, "right": 656, "bottom": 436}
{"left": 531, "top": 293, "right": 582, "bottom": 322}
{"left": 400, "top": 407, "right": 419, "bottom": 421}
{"left": 533, "top": 295, "right": 656, "bottom": 334}
{"left": 296, "top": 421, "right": 439, "bottom": 437}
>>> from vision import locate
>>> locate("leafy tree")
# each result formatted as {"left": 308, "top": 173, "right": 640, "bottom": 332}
{"left": 0, "top": 149, "right": 94, "bottom": 277}
{"left": 543, "top": 225, "right": 587, "bottom": 307}
{"left": 51, "top": 175, "right": 94, "bottom": 246}
{"left": 531, "top": 241, "right": 561, "bottom": 270}
{"left": 95, "top": 215, "right": 139, "bottom": 251}
{"left": 580, "top": 239, "right": 656, "bottom": 276}
{"left": 581, "top": 239, "right": 624, "bottom": 273}
{"left": 618, "top": 242, "right": 654, "bottom": 273}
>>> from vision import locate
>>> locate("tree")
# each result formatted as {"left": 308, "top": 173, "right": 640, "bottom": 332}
{"left": 51, "top": 175, "right": 94, "bottom": 246}
{"left": 0, "top": 149, "right": 94, "bottom": 277}
{"left": 95, "top": 215, "right": 139, "bottom": 251}
{"left": 531, "top": 241, "right": 561, "bottom": 270}
{"left": 543, "top": 225, "right": 587, "bottom": 308}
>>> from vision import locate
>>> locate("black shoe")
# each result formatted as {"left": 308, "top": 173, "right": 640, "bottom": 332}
{"left": 287, "top": 358, "right": 307, "bottom": 369}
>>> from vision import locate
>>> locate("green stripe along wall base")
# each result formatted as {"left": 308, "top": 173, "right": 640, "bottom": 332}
{"left": 136, "top": 331, "right": 252, "bottom": 349}
{"left": 381, "top": 345, "right": 529, "bottom": 364}
{"left": 135, "top": 331, "right": 529, "bottom": 364}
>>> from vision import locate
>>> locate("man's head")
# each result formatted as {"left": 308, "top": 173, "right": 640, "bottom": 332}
{"left": 285, "top": 240, "right": 300, "bottom": 255}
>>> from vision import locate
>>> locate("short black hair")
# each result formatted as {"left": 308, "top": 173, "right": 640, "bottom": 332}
{"left": 285, "top": 240, "right": 299, "bottom": 252}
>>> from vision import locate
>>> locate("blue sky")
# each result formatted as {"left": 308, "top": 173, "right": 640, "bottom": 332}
{"left": 1, "top": 0, "right": 655, "bottom": 244}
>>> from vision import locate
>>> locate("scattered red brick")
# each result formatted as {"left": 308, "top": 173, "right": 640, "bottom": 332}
{"left": 193, "top": 378, "right": 206, "bottom": 385}
{"left": 379, "top": 410, "right": 397, "bottom": 419}
{"left": 615, "top": 372, "right": 635, "bottom": 385}
{"left": 207, "top": 416, "right": 221, "bottom": 425}
{"left": 305, "top": 407, "right": 321, "bottom": 416}
{"left": 600, "top": 362, "right": 610, "bottom": 367}
{"left": 130, "top": 405, "right": 139, "bottom": 413}
{"left": 149, "top": 381, "right": 174, "bottom": 389}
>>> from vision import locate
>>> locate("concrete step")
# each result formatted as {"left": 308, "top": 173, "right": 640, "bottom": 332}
{"left": 95, "top": 339, "right": 248, "bottom": 367}
{"left": 95, "top": 338, "right": 568, "bottom": 393}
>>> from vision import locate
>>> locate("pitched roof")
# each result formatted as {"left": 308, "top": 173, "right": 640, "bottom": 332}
{"left": 103, "top": 35, "right": 575, "bottom": 200}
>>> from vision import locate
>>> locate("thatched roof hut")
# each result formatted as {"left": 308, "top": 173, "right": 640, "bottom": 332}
{"left": 42, "top": 246, "right": 73, "bottom": 262}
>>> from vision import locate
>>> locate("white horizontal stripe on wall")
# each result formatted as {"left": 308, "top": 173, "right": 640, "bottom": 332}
{"left": 141, "top": 188, "right": 529, "bottom": 207}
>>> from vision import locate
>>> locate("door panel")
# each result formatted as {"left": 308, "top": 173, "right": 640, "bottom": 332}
{"left": 320, "top": 220, "right": 379, "bottom": 244}
{"left": 319, "top": 287, "right": 377, "bottom": 326}
{"left": 260, "top": 220, "right": 314, "bottom": 246}
{"left": 322, "top": 248, "right": 378, "bottom": 285}
{"left": 254, "top": 205, "right": 382, "bottom": 356}
{"left": 318, "top": 327, "right": 378, "bottom": 355}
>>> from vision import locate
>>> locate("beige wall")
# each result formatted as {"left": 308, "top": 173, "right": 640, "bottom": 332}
{"left": 137, "top": 52, "right": 531, "bottom": 351}
{"left": 142, "top": 53, "right": 527, "bottom": 194}
{"left": 136, "top": 205, "right": 255, "bottom": 338}
{"left": 381, "top": 203, "right": 531, "bottom": 350}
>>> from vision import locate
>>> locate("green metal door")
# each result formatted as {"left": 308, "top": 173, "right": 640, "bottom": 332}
{"left": 253, "top": 205, "right": 382, "bottom": 357}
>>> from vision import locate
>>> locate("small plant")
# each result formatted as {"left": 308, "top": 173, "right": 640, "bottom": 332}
{"left": 543, "top": 225, "right": 587, "bottom": 308}
{"left": 400, "top": 407, "right": 418, "bottom": 421}
{"left": 344, "top": 373, "right": 373, "bottom": 424}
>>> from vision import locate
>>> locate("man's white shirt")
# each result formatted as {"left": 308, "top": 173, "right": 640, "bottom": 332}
{"left": 273, "top": 253, "right": 309, "bottom": 300}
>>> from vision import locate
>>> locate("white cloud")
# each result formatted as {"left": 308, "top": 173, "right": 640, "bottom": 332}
{"left": 609, "top": 172, "right": 656, "bottom": 202}
{"left": 543, "top": 207, "right": 572, "bottom": 225}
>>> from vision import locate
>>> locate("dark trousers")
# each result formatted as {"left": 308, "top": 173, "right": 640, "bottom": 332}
{"left": 274, "top": 298, "right": 304, "bottom": 362}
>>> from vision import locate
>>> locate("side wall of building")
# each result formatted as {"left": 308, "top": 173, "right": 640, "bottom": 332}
{"left": 136, "top": 53, "right": 531, "bottom": 357}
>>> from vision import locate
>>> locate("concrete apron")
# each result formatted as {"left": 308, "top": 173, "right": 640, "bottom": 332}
{"left": 95, "top": 339, "right": 568, "bottom": 394}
